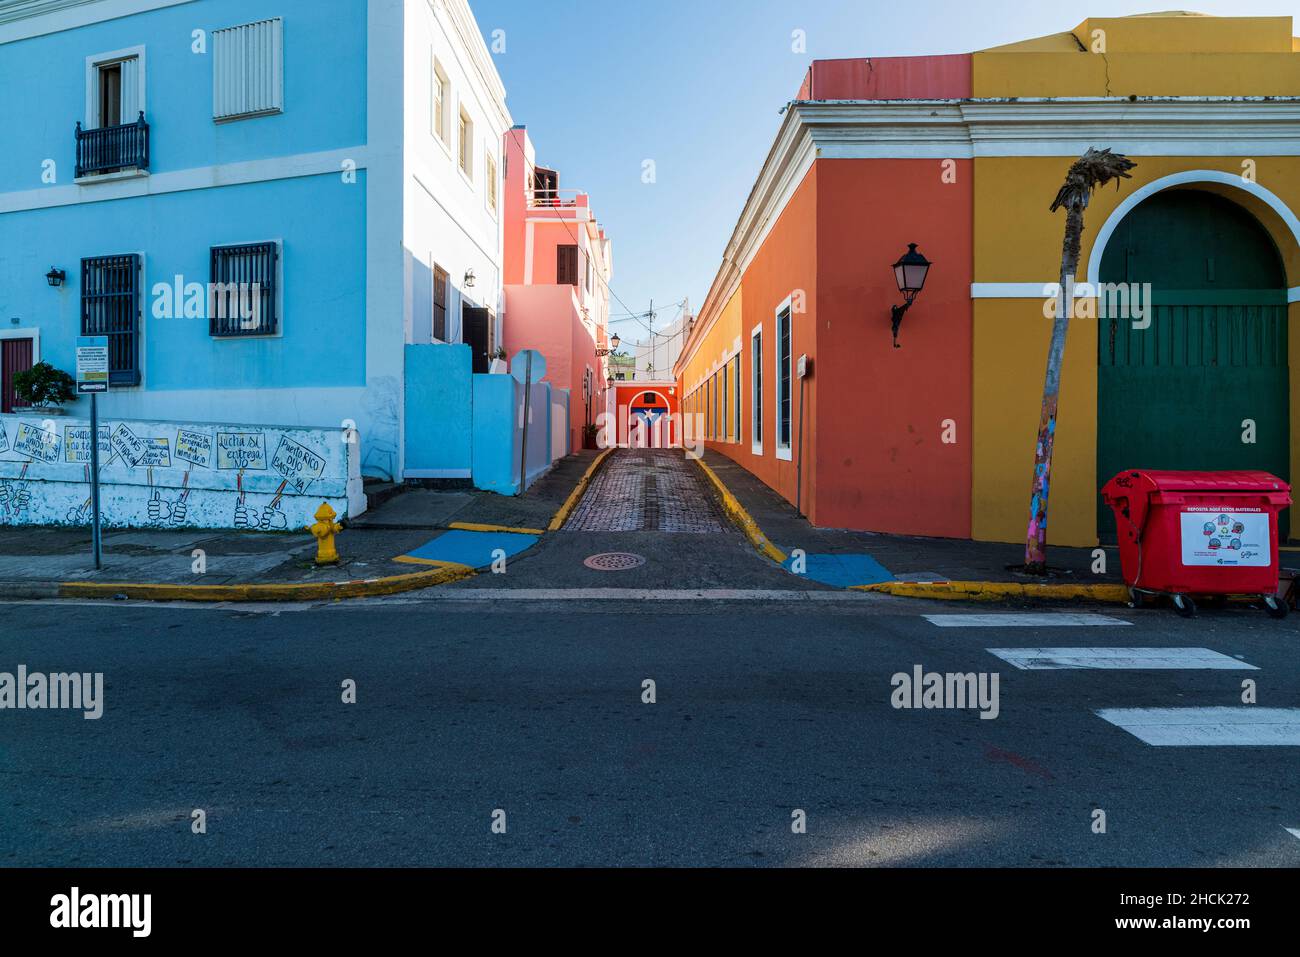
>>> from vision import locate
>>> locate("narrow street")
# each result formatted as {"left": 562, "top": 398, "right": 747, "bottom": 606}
{"left": 564, "top": 450, "right": 725, "bottom": 533}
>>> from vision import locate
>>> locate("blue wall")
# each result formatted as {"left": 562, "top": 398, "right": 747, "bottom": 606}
{"left": 472, "top": 374, "right": 519, "bottom": 495}
{"left": 1, "top": 172, "right": 367, "bottom": 396}
{"left": 405, "top": 344, "right": 473, "bottom": 476}
{"left": 0, "top": 0, "right": 368, "bottom": 191}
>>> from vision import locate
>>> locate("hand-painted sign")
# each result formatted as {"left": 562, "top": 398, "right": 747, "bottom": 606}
{"left": 216, "top": 432, "right": 267, "bottom": 470}
{"left": 14, "top": 423, "right": 60, "bottom": 462}
{"left": 175, "top": 430, "right": 213, "bottom": 468}
{"left": 271, "top": 436, "right": 326, "bottom": 494}
{"left": 110, "top": 424, "right": 149, "bottom": 467}
{"left": 64, "top": 425, "right": 111, "bottom": 463}
{"left": 137, "top": 437, "right": 172, "bottom": 468}
{"left": 0, "top": 421, "right": 8, "bottom": 454}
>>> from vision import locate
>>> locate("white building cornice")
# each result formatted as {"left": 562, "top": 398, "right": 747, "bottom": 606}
{"left": 677, "top": 95, "right": 1300, "bottom": 376}
{"left": 0, "top": 0, "right": 194, "bottom": 42}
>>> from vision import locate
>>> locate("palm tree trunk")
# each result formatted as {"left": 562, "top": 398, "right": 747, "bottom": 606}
{"left": 1024, "top": 206, "right": 1085, "bottom": 574}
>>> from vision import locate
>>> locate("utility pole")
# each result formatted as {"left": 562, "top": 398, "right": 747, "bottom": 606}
{"left": 647, "top": 299, "right": 655, "bottom": 380}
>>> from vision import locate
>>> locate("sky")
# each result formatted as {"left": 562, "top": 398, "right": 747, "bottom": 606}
{"left": 474, "top": 0, "right": 1300, "bottom": 346}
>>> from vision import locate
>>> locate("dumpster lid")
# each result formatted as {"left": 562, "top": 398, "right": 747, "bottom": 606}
{"left": 1102, "top": 469, "right": 1290, "bottom": 494}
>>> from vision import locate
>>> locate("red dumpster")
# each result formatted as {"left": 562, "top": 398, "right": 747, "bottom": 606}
{"left": 1101, "top": 470, "right": 1291, "bottom": 618}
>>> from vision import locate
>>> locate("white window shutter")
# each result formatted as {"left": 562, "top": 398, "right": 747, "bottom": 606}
{"left": 213, "top": 18, "right": 283, "bottom": 120}
{"left": 119, "top": 56, "right": 140, "bottom": 123}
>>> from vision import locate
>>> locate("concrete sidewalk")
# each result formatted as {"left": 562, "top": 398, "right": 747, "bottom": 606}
{"left": 698, "top": 449, "right": 1128, "bottom": 597}
{"left": 0, "top": 451, "right": 603, "bottom": 599}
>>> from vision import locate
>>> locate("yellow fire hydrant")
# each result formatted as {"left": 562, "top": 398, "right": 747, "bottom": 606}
{"left": 306, "top": 502, "right": 343, "bottom": 565}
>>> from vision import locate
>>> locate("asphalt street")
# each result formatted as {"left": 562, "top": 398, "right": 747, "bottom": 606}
{"left": 1, "top": 592, "right": 1297, "bottom": 867}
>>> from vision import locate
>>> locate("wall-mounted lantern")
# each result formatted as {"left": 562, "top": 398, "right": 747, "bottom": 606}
{"left": 606, "top": 374, "right": 615, "bottom": 388}
{"left": 595, "top": 332, "right": 620, "bottom": 357}
{"left": 463, "top": 268, "right": 476, "bottom": 288}
{"left": 889, "top": 243, "right": 932, "bottom": 348}
{"left": 46, "top": 267, "right": 66, "bottom": 287}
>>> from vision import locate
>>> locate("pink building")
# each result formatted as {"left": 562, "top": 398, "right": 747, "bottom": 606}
{"left": 502, "top": 126, "right": 614, "bottom": 452}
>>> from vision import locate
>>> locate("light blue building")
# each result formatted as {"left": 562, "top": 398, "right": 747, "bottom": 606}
{"left": 0, "top": 0, "right": 528, "bottom": 491}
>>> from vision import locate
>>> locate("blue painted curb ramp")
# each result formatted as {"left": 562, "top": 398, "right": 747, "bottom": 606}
{"left": 781, "top": 552, "right": 893, "bottom": 588}
{"left": 400, "top": 530, "right": 539, "bottom": 569}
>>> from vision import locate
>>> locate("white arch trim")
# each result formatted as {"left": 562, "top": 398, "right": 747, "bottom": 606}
{"left": 628, "top": 389, "right": 673, "bottom": 410}
{"left": 1085, "top": 169, "right": 1300, "bottom": 303}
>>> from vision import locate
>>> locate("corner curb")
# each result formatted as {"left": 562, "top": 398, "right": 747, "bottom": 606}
{"left": 855, "top": 580, "right": 1130, "bottom": 603}
{"left": 547, "top": 448, "right": 615, "bottom": 531}
{"left": 53, "top": 562, "right": 476, "bottom": 603}
{"left": 0, "top": 581, "right": 62, "bottom": 601}
{"left": 690, "top": 459, "right": 1127, "bottom": 604}
{"left": 449, "top": 522, "right": 546, "bottom": 536}
{"left": 692, "top": 457, "right": 789, "bottom": 564}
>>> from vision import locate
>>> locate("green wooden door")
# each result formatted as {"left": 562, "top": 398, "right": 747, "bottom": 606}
{"left": 1097, "top": 190, "right": 1290, "bottom": 540}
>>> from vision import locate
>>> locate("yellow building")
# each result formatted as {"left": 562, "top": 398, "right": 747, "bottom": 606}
{"left": 678, "top": 12, "right": 1300, "bottom": 546}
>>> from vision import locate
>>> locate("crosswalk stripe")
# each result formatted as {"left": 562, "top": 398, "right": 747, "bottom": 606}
{"left": 925, "top": 613, "right": 1129, "bottom": 628}
{"left": 1285, "top": 827, "right": 1300, "bottom": 842}
{"left": 1096, "top": 708, "right": 1300, "bottom": 746}
{"left": 987, "top": 647, "right": 1256, "bottom": 670}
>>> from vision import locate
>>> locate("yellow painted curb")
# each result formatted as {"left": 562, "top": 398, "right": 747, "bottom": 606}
{"left": 854, "top": 580, "right": 1131, "bottom": 603}
{"left": 449, "top": 522, "right": 545, "bottom": 536}
{"left": 692, "top": 457, "right": 788, "bottom": 564}
{"left": 58, "top": 561, "right": 476, "bottom": 603}
{"left": 548, "top": 448, "right": 615, "bottom": 531}
{"left": 392, "top": 556, "right": 470, "bottom": 568}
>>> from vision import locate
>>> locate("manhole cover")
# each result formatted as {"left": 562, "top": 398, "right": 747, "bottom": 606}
{"left": 584, "top": 552, "right": 647, "bottom": 572}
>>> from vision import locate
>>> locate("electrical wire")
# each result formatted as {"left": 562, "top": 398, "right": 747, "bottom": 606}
{"left": 513, "top": 145, "right": 689, "bottom": 330}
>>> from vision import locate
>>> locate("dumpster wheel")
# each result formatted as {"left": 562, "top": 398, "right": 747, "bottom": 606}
{"left": 1172, "top": 594, "right": 1197, "bottom": 618}
{"left": 1263, "top": 595, "right": 1289, "bottom": 620}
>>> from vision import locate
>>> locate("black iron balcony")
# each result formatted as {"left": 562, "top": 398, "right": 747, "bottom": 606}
{"left": 75, "top": 112, "right": 149, "bottom": 179}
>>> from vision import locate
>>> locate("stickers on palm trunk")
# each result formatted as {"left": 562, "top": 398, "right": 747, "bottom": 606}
{"left": 1180, "top": 508, "right": 1269, "bottom": 567}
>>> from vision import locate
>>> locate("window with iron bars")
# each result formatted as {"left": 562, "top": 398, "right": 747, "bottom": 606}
{"left": 210, "top": 242, "right": 279, "bottom": 336}
{"left": 81, "top": 254, "right": 141, "bottom": 386}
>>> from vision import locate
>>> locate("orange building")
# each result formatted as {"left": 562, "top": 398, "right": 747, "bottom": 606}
{"left": 677, "top": 14, "right": 1300, "bottom": 548}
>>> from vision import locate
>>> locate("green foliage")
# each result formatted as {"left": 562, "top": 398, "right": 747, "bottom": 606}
{"left": 12, "top": 361, "right": 76, "bottom": 408}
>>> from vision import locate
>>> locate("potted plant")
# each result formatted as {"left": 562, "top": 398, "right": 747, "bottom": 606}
{"left": 582, "top": 422, "right": 600, "bottom": 450}
{"left": 11, "top": 361, "right": 76, "bottom": 415}
{"left": 488, "top": 347, "right": 509, "bottom": 375}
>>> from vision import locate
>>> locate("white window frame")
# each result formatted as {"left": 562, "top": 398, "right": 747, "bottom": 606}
{"left": 485, "top": 149, "right": 498, "bottom": 216}
{"left": 432, "top": 56, "right": 450, "bottom": 148}
{"left": 732, "top": 355, "right": 741, "bottom": 445}
{"left": 750, "top": 324, "right": 763, "bottom": 454}
{"left": 721, "top": 362, "right": 729, "bottom": 442}
{"left": 85, "top": 45, "right": 146, "bottom": 129}
{"left": 775, "top": 297, "right": 793, "bottom": 461}
{"left": 457, "top": 106, "right": 474, "bottom": 183}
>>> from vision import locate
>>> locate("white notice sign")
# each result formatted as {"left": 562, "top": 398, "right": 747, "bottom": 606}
{"left": 1179, "top": 509, "right": 1271, "bottom": 567}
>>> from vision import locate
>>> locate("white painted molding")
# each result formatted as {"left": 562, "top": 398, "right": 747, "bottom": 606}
{"left": 1085, "top": 169, "right": 1300, "bottom": 290}
{"left": 971, "top": 282, "right": 1097, "bottom": 299}
{"left": 0, "top": 327, "right": 41, "bottom": 365}
{"left": 0, "top": 0, "right": 194, "bottom": 42}
{"left": 0, "top": 147, "right": 369, "bottom": 214}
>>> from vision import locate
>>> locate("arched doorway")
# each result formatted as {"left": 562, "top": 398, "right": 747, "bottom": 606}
{"left": 628, "top": 390, "right": 672, "bottom": 448}
{"left": 1097, "top": 189, "right": 1290, "bottom": 539}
